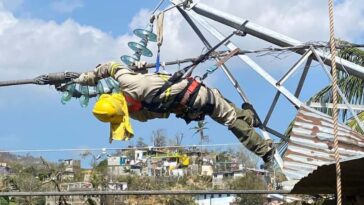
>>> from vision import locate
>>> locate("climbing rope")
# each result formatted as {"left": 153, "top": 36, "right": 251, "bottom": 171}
{"left": 155, "top": 12, "right": 165, "bottom": 73}
{"left": 328, "top": 0, "right": 342, "bottom": 204}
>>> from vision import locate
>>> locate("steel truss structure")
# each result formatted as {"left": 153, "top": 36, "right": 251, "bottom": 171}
{"left": 171, "top": 0, "right": 364, "bottom": 178}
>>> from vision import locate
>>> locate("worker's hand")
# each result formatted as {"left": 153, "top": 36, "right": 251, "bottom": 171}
{"left": 73, "top": 71, "right": 98, "bottom": 86}
{"left": 133, "top": 61, "right": 147, "bottom": 69}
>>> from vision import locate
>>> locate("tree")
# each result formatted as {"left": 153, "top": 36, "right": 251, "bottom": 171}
{"left": 191, "top": 121, "right": 209, "bottom": 145}
{"left": 310, "top": 41, "right": 364, "bottom": 134}
{"left": 174, "top": 132, "right": 184, "bottom": 146}
{"left": 227, "top": 172, "right": 266, "bottom": 205}
{"left": 4, "top": 171, "right": 45, "bottom": 205}
{"left": 151, "top": 129, "right": 167, "bottom": 147}
{"left": 136, "top": 137, "right": 147, "bottom": 148}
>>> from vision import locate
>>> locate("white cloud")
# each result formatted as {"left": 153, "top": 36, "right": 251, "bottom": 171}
{"left": 200, "top": 0, "right": 364, "bottom": 43}
{"left": 51, "top": 0, "right": 84, "bottom": 13}
{"left": 0, "top": 11, "right": 135, "bottom": 80}
{"left": 0, "top": 0, "right": 363, "bottom": 81}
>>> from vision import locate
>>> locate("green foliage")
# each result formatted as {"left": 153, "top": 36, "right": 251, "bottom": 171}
{"left": 116, "top": 175, "right": 214, "bottom": 204}
{"left": 227, "top": 172, "right": 266, "bottom": 205}
{"left": 86, "top": 197, "right": 98, "bottom": 205}
{"left": 0, "top": 197, "right": 9, "bottom": 205}
{"left": 191, "top": 121, "right": 209, "bottom": 145}
{"left": 90, "top": 172, "right": 103, "bottom": 188}
{"left": 95, "top": 160, "right": 108, "bottom": 173}
{"left": 347, "top": 111, "right": 364, "bottom": 134}
{"left": 309, "top": 41, "right": 364, "bottom": 133}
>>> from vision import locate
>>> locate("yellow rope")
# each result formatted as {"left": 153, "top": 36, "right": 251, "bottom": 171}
{"left": 327, "top": 0, "right": 342, "bottom": 204}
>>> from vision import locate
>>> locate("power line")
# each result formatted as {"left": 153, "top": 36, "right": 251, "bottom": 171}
{"left": 0, "top": 143, "right": 243, "bottom": 153}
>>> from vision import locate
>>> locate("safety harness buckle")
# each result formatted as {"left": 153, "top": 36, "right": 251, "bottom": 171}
{"left": 180, "top": 77, "right": 201, "bottom": 106}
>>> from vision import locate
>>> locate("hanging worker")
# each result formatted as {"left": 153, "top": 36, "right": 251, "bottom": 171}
{"left": 74, "top": 61, "right": 276, "bottom": 164}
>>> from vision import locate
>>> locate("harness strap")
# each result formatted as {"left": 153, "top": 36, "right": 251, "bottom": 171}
{"left": 158, "top": 74, "right": 172, "bottom": 103}
{"left": 180, "top": 78, "right": 200, "bottom": 106}
{"left": 124, "top": 94, "right": 142, "bottom": 112}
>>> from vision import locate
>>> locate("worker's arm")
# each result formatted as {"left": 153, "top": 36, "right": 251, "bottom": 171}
{"left": 74, "top": 62, "right": 130, "bottom": 85}
{"left": 75, "top": 61, "right": 187, "bottom": 102}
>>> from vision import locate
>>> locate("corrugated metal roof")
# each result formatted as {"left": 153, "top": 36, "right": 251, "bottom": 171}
{"left": 282, "top": 105, "right": 364, "bottom": 181}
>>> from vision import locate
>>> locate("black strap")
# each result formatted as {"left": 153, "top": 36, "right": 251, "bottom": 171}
{"left": 153, "top": 30, "right": 237, "bottom": 99}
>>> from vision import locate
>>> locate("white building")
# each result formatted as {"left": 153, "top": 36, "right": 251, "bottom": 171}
{"left": 135, "top": 150, "right": 147, "bottom": 161}
{"left": 195, "top": 194, "right": 237, "bottom": 205}
{"left": 63, "top": 159, "right": 81, "bottom": 172}
{"left": 201, "top": 165, "right": 214, "bottom": 176}
{"left": 108, "top": 182, "right": 128, "bottom": 191}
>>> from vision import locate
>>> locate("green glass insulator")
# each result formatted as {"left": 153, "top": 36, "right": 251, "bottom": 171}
{"left": 79, "top": 85, "right": 90, "bottom": 107}
{"left": 108, "top": 78, "right": 120, "bottom": 92}
{"left": 66, "top": 83, "right": 76, "bottom": 93}
{"left": 96, "top": 81, "right": 104, "bottom": 94}
{"left": 61, "top": 91, "right": 72, "bottom": 104}
{"left": 79, "top": 95, "right": 89, "bottom": 107}
{"left": 60, "top": 84, "right": 77, "bottom": 105}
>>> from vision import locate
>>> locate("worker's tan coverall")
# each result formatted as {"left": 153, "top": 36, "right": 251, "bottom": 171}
{"left": 86, "top": 62, "right": 271, "bottom": 157}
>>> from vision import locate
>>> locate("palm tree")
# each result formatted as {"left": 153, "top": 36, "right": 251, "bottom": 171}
{"left": 310, "top": 41, "right": 364, "bottom": 134}
{"left": 191, "top": 120, "right": 209, "bottom": 146}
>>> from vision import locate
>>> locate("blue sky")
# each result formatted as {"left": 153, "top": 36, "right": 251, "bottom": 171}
{"left": 0, "top": 0, "right": 363, "bottom": 165}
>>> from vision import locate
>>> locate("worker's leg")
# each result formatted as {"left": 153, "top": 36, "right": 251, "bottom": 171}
{"left": 195, "top": 88, "right": 271, "bottom": 157}
{"left": 228, "top": 105, "right": 271, "bottom": 157}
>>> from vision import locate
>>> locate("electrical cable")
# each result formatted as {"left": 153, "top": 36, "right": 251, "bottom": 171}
{"left": 0, "top": 143, "right": 243, "bottom": 153}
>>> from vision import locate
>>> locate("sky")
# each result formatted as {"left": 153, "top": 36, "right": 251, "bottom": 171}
{"left": 0, "top": 0, "right": 363, "bottom": 165}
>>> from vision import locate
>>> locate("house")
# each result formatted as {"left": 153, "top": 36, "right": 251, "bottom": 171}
{"left": 201, "top": 165, "right": 213, "bottom": 176}
{"left": 212, "top": 170, "right": 247, "bottom": 187}
{"left": 0, "top": 163, "right": 12, "bottom": 176}
{"left": 81, "top": 169, "right": 92, "bottom": 182}
{"left": 60, "top": 159, "right": 81, "bottom": 180}
{"left": 107, "top": 155, "right": 143, "bottom": 177}
{"left": 45, "top": 182, "right": 98, "bottom": 205}
{"left": 135, "top": 149, "right": 147, "bottom": 161}
{"left": 108, "top": 182, "right": 128, "bottom": 191}
{"left": 63, "top": 159, "right": 81, "bottom": 172}
{"left": 195, "top": 194, "right": 237, "bottom": 205}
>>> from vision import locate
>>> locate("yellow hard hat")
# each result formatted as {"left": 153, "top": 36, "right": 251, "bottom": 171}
{"left": 93, "top": 93, "right": 134, "bottom": 143}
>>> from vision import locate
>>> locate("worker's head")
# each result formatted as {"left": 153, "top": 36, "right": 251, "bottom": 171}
{"left": 93, "top": 94, "right": 124, "bottom": 123}
{"left": 92, "top": 93, "right": 134, "bottom": 142}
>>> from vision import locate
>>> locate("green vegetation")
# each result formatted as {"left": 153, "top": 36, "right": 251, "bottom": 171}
{"left": 310, "top": 41, "right": 364, "bottom": 133}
